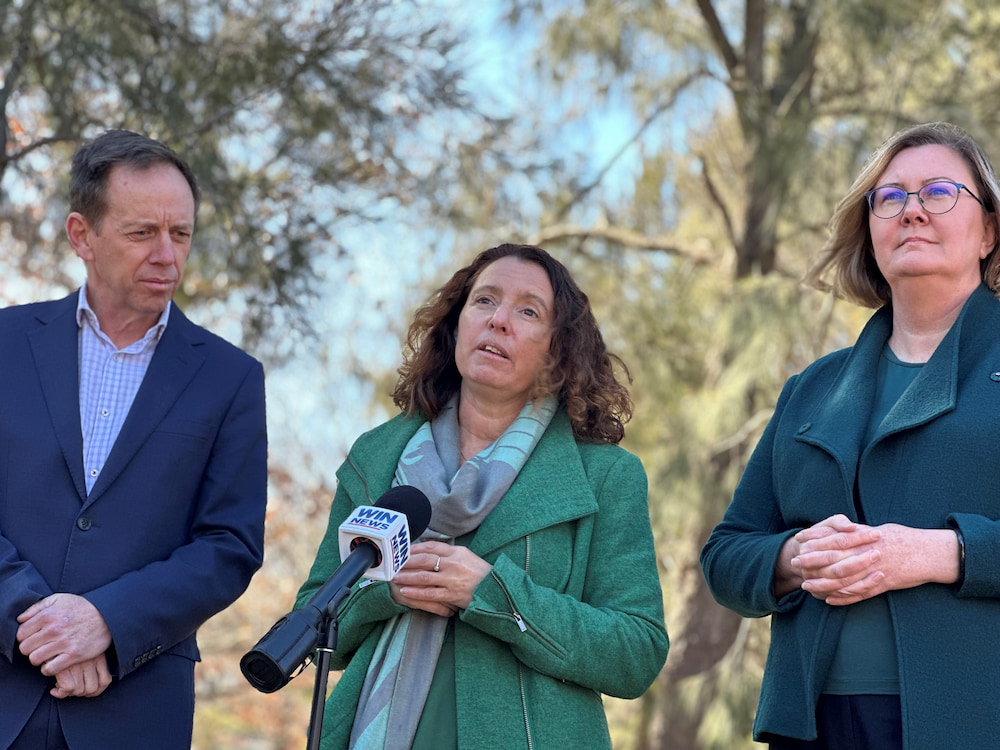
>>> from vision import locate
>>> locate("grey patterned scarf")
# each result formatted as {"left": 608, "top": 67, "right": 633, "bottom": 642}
{"left": 349, "top": 395, "right": 557, "bottom": 749}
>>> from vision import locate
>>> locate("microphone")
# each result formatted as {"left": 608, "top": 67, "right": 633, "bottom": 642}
{"left": 240, "top": 485, "right": 431, "bottom": 693}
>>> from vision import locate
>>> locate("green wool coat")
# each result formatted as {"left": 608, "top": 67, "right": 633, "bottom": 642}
{"left": 296, "top": 409, "right": 668, "bottom": 749}
{"left": 701, "top": 285, "right": 1000, "bottom": 749}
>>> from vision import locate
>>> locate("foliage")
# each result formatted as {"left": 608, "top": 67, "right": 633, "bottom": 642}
{"left": 500, "top": 1, "right": 1000, "bottom": 747}
{"left": 10, "top": 1, "right": 1000, "bottom": 747}
{"left": 0, "top": 0, "right": 529, "bottom": 353}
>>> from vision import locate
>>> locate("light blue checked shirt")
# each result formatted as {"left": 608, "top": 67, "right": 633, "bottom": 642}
{"left": 77, "top": 283, "right": 170, "bottom": 494}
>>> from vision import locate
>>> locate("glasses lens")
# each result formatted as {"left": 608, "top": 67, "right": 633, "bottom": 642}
{"left": 870, "top": 187, "right": 907, "bottom": 218}
{"left": 918, "top": 181, "right": 960, "bottom": 214}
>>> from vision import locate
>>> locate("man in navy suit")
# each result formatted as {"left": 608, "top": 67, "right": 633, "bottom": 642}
{"left": 0, "top": 130, "right": 268, "bottom": 748}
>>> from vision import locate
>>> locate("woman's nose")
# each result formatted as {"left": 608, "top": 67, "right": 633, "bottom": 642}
{"left": 488, "top": 305, "right": 509, "bottom": 331}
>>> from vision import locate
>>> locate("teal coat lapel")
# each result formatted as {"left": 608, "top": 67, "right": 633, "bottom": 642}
{"left": 794, "top": 306, "right": 887, "bottom": 490}
{"left": 795, "top": 286, "right": 992, "bottom": 489}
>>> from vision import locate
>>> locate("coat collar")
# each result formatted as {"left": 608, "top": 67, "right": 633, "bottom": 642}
{"left": 798, "top": 284, "right": 998, "bottom": 461}
{"left": 338, "top": 409, "right": 598, "bottom": 557}
{"left": 26, "top": 291, "right": 208, "bottom": 505}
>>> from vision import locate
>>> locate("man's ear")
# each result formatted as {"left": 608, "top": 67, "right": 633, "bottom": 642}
{"left": 66, "top": 212, "right": 95, "bottom": 262}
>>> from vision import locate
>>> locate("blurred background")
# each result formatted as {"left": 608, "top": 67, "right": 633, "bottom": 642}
{"left": 3, "top": 1, "right": 998, "bottom": 747}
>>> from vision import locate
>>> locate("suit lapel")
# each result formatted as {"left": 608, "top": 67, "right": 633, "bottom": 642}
{"left": 26, "top": 294, "right": 87, "bottom": 502}
{"left": 85, "top": 307, "right": 207, "bottom": 505}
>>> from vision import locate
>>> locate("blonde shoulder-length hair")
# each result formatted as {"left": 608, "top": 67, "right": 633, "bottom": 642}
{"left": 806, "top": 122, "right": 1000, "bottom": 308}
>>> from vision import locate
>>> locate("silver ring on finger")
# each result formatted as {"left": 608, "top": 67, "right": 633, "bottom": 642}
{"left": 433, "top": 556, "right": 441, "bottom": 573}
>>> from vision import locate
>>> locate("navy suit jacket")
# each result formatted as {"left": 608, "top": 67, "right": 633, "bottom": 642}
{"left": 0, "top": 291, "right": 267, "bottom": 749}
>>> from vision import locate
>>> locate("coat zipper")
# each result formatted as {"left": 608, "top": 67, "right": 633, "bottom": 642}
{"left": 519, "top": 535, "right": 533, "bottom": 750}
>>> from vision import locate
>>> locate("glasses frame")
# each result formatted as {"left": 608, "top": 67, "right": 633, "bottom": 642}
{"left": 865, "top": 180, "right": 986, "bottom": 219}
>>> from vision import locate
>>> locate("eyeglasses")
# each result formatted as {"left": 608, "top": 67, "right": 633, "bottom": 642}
{"left": 865, "top": 180, "right": 986, "bottom": 219}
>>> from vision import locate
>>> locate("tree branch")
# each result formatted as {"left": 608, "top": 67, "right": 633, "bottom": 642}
{"left": 554, "top": 67, "right": 711, "bottom": 221}
{"left": 694, "top": 0, "right": 740, "bottom": 77}
{"left": 528, "top": 223, "right": 714, "bottom": 264}
{"left": 698, "top": 153, "right": 739, "bottom": 250}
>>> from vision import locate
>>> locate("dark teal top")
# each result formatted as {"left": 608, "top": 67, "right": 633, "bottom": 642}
{"left": 823, "top": 346, "right": 922, "bottom": 695}
{"left": 411, "top": 528, "right": 476, "bottom": 749}
{"left": 412, "top": 620, "right": 458, "bottom": 749}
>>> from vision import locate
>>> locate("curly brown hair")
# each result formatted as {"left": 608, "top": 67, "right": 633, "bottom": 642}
{"left": 392, "top": 243, "right": 633, "bottom": 444}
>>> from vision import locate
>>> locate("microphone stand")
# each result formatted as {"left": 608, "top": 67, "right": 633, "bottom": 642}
{"left": 306, "top": 585, "right": 351, "bottom": 750}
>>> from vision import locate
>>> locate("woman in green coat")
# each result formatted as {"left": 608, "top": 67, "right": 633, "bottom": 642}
{"left": 298, "top": 243, "right": 668, "bottom": 749}
{"left": 702, "top": 122, "right": 1000, "bottom": 750}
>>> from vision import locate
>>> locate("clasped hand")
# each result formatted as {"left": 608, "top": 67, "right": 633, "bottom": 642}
{"left": 389, "top": 541, "right": 493, "bottom": 617}
{"left": 16, "top": 593, "right": 113, "bottom": 699}
{"left": 783, "top": 514, "right": 959, "bottom": 606}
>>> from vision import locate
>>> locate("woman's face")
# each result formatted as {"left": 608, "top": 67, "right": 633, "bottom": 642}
{"left": 869, "top": 144, "right": 994, "bottom": 293}
{"left": 454, "top": 256, "right": 555, "bottom": 408}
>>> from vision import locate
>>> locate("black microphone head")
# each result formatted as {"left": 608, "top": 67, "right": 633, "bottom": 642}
{"left": 376, "top": 485, "right": 432, "bottom": 538}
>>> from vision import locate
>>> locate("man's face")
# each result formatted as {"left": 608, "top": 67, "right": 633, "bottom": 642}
{"left": 68, "top": 162, "right": 195, "bottom": 340}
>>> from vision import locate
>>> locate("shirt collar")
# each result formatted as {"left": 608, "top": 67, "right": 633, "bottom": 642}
{"left": 76, "top": 281, "right": 171, "bottom": 345}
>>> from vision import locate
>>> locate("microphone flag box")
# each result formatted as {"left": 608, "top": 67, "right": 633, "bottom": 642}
{"left": 337, "top": 505, "right": 412, "bottom": 581}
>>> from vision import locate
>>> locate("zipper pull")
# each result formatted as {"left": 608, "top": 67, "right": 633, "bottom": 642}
{"left": 513, "top": 611, "right": 527, "bottom": 632}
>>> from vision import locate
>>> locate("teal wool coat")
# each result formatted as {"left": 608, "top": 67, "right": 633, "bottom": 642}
{"left": 297, "top": 409, "right": 668, "bottom": 749}
{"left": 701, "top": 285, "right": 1000, "bottom": 749}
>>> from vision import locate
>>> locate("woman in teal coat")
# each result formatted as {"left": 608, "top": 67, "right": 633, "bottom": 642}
{"left": 702, "top": 122, "right": 1000, "bottom": 750}
{"left": 298, "top": 244, "right": 668, "bottom": 749}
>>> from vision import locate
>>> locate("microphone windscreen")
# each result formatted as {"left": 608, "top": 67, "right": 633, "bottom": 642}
{"left": 375, "top": 485, "right": 432, "bottom": 538}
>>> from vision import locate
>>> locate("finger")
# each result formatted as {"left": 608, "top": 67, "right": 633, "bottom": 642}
{"left": 389, "top": 583, "right": 453, "bottom": 617}
{"left": 794, "top": 546, "right": 880, "bottom": 572}
{"left": 51, "top": 669, "right": 78, "bottom": 699}
{"left": 40, "top": 652, "right": 71, "bottom": 675}
{"left": 795, "top": 514, "right": 854, "bottom": 540}
{"left": 799, "top": 556, "right": 879, "bottom": 594}
{"left": 795, "top": 526, "right": 839, "bottom": 543}
{"left": 824, "top": 571, "right": 887, "bottom": 606}
{"left": 24, "top": 642, "right": 60, "bottom": 669}
{"left": 824, "top": 514, "right": 859, "bottom": 531}
{"left": 395, "top": 581, "right": 448, "bottom": 601}
{"left": 96, "top": 660, "right": 112, "bottom": 695}
{"left": 424, "top": 551, "right": 443, "bottom": 571}
{"left": 802, "top": 563, "right": 883, "bottom": 596}
{"left": 17, "top": 596, "right": 53, "bottom": 623}
{"left": 798, "top": 528, "right": 880, "bottom": 555}
{"left": 392, "top": 569, "right": 439, "bottom": 587}
{"left": 15, "top": 616, "right": 46, "bottom": 645}
{"left": 409, "top": 540, "right": 450, "bottom": 556}
{"left": 83, "top": 666, "right": 107, "bottom": 697}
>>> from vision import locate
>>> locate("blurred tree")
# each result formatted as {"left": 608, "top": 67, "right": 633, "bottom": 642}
{"left": 0, "top": 0, "right": 537, "bottom": 353}
{"left": 498, "top": 1, "right": 1000, "bottom": 748}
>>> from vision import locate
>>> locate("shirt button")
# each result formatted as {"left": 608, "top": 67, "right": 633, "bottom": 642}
{"left": 90, "top": 469, "right": 98, "bottom": 477}
{"left": 77, "top": 516, "right": 92, "bottom": 531}
{"left": 101, "top": 409, "right": 110, "bottom": 417}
